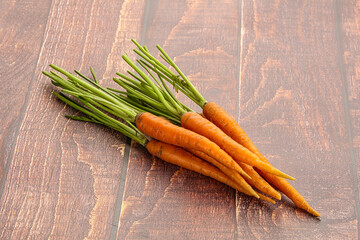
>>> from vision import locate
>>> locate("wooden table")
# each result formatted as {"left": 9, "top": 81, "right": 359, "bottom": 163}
{"left": 0, "top": 0, "right": 359, "bottom": 239}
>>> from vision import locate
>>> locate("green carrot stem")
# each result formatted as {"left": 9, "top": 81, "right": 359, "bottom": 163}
{"left": 131, "top": 41, "right": 174, "bottom": 77}
{"left": 126, "top": 71, "right": 149, "bottom": 86}
{"left": 65, "top": 115, "right": 100, "bottom": 123}
{"left": 137, "top": 60, "right": 162, "bottom": 87}
{"left": 121, "top": 55, "right": 180, "bottom": 117}
{"left": 118, "top": 95, "right": 181, "bottom": 125}
{"left": 155, "top": 45, "right": 206, "bottom": 107}
{"left": 118, "top": 71, "right": 147, "bottom": 87}
{"left": 156, "top": 74, "right": 193, "bottom": 113}
{"left": 136, "top": 59, "right": 199, "bottom": 105}
{"left": 50, "top": 65, "right": 136, "bottom": 116}
{"left": 62, "top": 89, "right": 132, "bottom": 121}
{"left": 74, "top": 70, "right": 96, "bottom": 85}
{"left": 130, "top": 40, "right": 207, "bottom": 107}
{"left": 50, "top": 65, "right": 139, "bottom": 119}
{"left": 90, "top": 67, "right": 98, "bottom": 84}
{"left": 138, "top": 61, "right": 185, "bottom": 114}
{"left": 53, "top": 91, "right": 147, "bottom": 146}
{"left": 113, "top": 78, "right": 165, "bottom": 110}
{"left": 116, "top": 73, "right": 159, "bottom": 100}
{"left": 78, "top": 98, "right": 140, "bottom": 140}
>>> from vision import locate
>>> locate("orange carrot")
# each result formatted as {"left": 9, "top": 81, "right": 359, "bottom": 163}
{"left": 256, "top": 192, "right": 276, "bottom": 204}
{"left": 185, "top": 148, "right": 259, "bottom": 198}
{"left": 203, "top": 102, "right": 320, "bottom": 217}
{"left": 156, "top": 111, "right": 279, "bottom": 199}
{"left": 259, "top": 171, "right": 319, "bottom": 216}
{"left": 136, "top": 112, "right": 248, "bottom": 178}
{"left": 146, "top": 140, "right": 272, "bottom": 202}
{"left": 239, "top": 163, "right": 281, "bottom": 200}
{"left": 127, "top": 42, "right": 317, "bottom": 215}
{"left": 203, "top": 102, "right": 262, "bottom": 155}
{"left": 181, "top": 112, "right": 295, "bottom": 180}
{"left": 187, "top": 142, "right": 280, "bottom": 200}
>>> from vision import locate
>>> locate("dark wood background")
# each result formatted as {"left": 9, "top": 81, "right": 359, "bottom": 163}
{"left": 0, "top": 0, "right": 359, "bottom": 239}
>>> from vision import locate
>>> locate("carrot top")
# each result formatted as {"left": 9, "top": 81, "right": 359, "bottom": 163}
{"left": 129, "top": 39, "right": 207, "bottom": 108}
{"left": 43, "top": 66, "right": 149, "bottom": 146}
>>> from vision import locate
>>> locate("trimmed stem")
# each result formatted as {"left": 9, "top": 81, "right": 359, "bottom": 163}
{"left": 130, "top": 39, "right": 207, "bottom": 108}
{"left": 53, "top": 91, "right": 147, "bottom": 146}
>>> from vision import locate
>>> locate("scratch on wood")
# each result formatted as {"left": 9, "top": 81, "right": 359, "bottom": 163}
{"left": 111, "top": 145, "right": 125, "bottom": 155}
{"left": 176, "top": 47, "right": 236, "bottom": 61}
{"left": 48, "top": 122, "right": 67, "bottom": 239}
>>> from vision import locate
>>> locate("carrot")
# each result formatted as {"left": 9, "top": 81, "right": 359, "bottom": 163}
{"left": 238, "top": 163, "right": 281, "bottom": 200}
{"left": 203, "top": 102, "right": 261, "bottom": 155}
{"left": 181, "top": 112, "right": 295, "bottom": 180}
{"left": 147, "top": 140, "right": 273, "bottom": 202}
{"left": 185, "top": 148, "right": 259, "bottom": 198}
{"left": 184, "top": 114, "right": 281, "bottom": 200}
{"left": 157, "top": 114, "right": 271, "bottom": 200}
{"left": 46, "top": 66, "right": 273, "bottom": 207}
{"left": 259, "top": 171, "right": 319, "bottom": 216}
{"left": 126, "top": 41, "right": 319, "bottom": 216}
{"left": 136, "top": 112, "right": 249, "bottom": 178}
{"left": 256, "top": 192, "right": 276, "bottom": 204}
{"left": 203, "top": 102, "right": 320, "bottom": 217}
{"left": 159, "top": 109, "right": 284, "bottom": 200}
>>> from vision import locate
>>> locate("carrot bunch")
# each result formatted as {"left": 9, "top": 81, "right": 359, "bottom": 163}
{"left": 43, "top": 40, "right": 320, "bottom": 217}
{"left": 110, "top": 40, "right": 320, "bottom": 217}
{"left": 44, "top": 66, "right": 268, "bottom": 202}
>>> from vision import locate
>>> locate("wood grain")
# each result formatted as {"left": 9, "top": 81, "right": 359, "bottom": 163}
{"left": 0, "top": 0, "right": 51, "bottom": 190}
{"left": 0, "top": 0, "right": 146, "bottom": 239}
{"left": 0, "top": 0, "right": 359, "bottom": 239}
{"left": 117, "top": 0, "right": 241, "bottom": 239}
{"left": 237, "top": 0, "right": 357, "bottom": 239}
{"left": 339, "top": 0, "right": 360, "bottom": 203}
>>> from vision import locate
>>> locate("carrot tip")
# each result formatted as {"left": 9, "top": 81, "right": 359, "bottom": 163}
{"left": 235, "top": 165, "right": 252, "bottom": 180}
{"left": 258, "top": 193, "right": 276, "bottom": 204}
{"left": 278, "top": 172, "right": 296, "bottom": 181}
{"left": 307, "top": 207, "right": 321, "bottom": 217}
{"left": 275, "top": 193, "right": 282, "bottom": 201}
{"left": 242, "top": 171, "right": 252, "bottom": 180}
{"left": 288, "top": 176, "right": 296, "bottom": 181}
{"left": 253, "top": 192, "right": 260, "bottom": 199}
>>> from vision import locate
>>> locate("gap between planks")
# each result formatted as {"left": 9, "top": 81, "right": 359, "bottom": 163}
{"left": 109, "top": 0, "right": 153, "bottom": 239}
{"left": 333, "top": 0, "right": 360, "bottom": 237}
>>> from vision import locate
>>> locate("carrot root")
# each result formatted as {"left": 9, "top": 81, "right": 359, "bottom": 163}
{"left": 146, "top": 140, "right": 259, "bottom": 199}
{"left": 239, "top": 163, "right": 281, "bottom": 200}
{"left": 203, "top": 102, "right": 319, "bottom": 217}
{"left": 257, "top": 192, "right": 276, "bottom": 204}
{"left": 259, "top": 170, "right": 320, "bottom": 217}
{"left": 181, "top": 112, "right": 295, "bottom": 180}
{"left": 185, "top": 148, "right": 258, "bottom": 198}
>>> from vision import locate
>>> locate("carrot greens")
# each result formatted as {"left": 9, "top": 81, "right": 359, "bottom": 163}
{"left": 122, "top": 40, "right": 319, "bottom": 217}
{"left": 42, "top": 39, "right": 320, "bottom": 216}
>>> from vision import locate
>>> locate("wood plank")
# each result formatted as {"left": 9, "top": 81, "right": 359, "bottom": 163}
{"left": 338, "top": 0, "right": 360, "bottom": 230}
{"left": 0, "top": 0, "right": 146, "bottom": 239}
{"left": 117, "top": 0, "right": 241, "bottom": 239}
{"left": 237, "top": 0, "right": 357, "bottom": 239}
{"left": 0, "top": 0, "right": 51, "bottom": 189}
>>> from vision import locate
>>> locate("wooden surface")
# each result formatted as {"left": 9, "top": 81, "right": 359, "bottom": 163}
{"left": 0, "top": 0, "right": 359, "bottom": 239}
